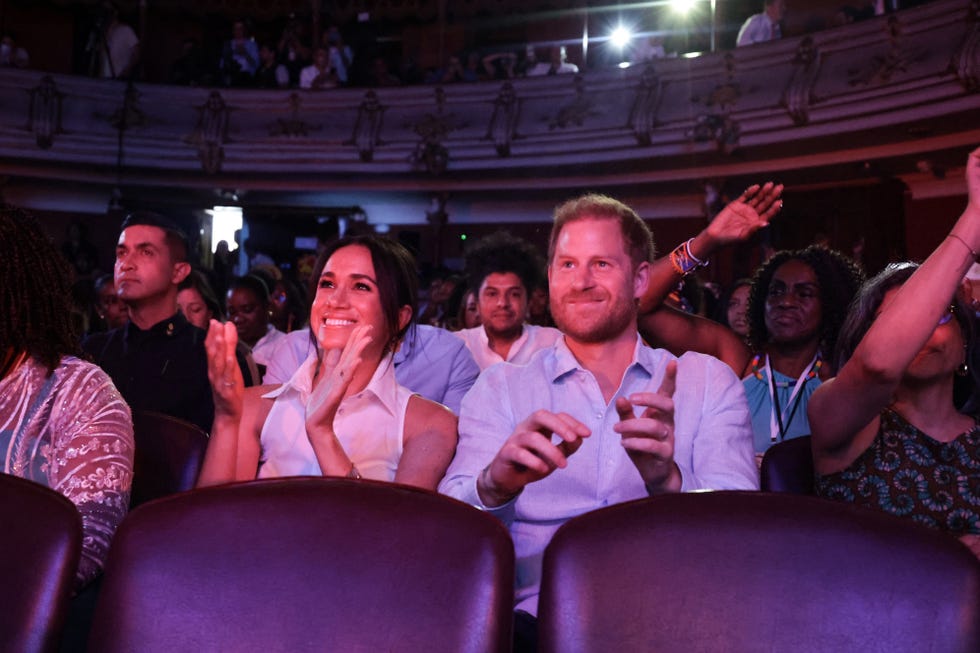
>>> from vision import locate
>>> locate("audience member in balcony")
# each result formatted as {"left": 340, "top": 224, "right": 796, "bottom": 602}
{"left": 226, "top": 275, "right": 286, "bottom": 375}
{"left": 198, "top": 235, "right": 458, "bottom": 490}
{"left": 254, "top": 42, "right": 289, "bottom": 89}
{"left": 636, "top": 184, "right": 864, "bottom": 458}
{"left": 170, "top": 37, "right": 208, "bottom": 86}
{"left": 631, "top": 35, "right": 667, "bottom": 63}
{"left": 454, "top": 232, "right": 561, "bottom": 371}
{"left": 515, "top": 45, "right": 539, "bottom": 77}
{"left": 321, "top": 25, "right": 354, "bottom": 86}
{"left": 0, "top": 31, "right": 29, "bottom": 68}
{"left": 94, "top": 273, "right": 129, "bottom": 331}
{"left": 527, "top": 45, "right": 579, "bottom": 76}
{"left": 277, "top": 14, "right": 312, "bottom": 87}
{"left": 300, "top": 47, "right": 339, "bottom": 90}
{"left": 95, "top": 1, "right": 139, "bottom": 79}
{"left": 368, "top": 56, "right": 402, "bottom": 87}
{"left": 834, "top": 0, "right": 881, "bottom": 25}
{"left": 178, "top": 269, "right": 261, "bottom": 387}
{"left": 482, "top": 51, "right": 518, "bottom": 80}
{"left": 220, "top": 19, "right": 259, "bottom": 87}
{"left": 736, "top": 0, "right": 786, "bottom": 47}
{"left": 440, "top": 194, "right": 757, "bottom": 645}
{"left": 427, "top": 53, "right": 470, "bottom": 84}
{"left": 0, "top": 206, "right": 134, "bottom": 591}
{"left": 83, "top": 212, "right": 217, "bottom": 433}
{"left": 811, "top": 147, "right": 980, "bottom": 556}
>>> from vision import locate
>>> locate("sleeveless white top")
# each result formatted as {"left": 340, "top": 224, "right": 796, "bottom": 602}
{"left": 257, "top": 353, "right": 411, "bottom": 481}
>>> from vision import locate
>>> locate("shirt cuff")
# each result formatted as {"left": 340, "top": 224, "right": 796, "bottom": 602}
{"left": 461, "top": 475, "right": 519, "bottom": 525}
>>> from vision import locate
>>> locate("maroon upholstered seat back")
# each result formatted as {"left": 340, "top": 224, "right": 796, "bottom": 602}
{"left": 539, "top": 491, "right": 980, "bottom": 653}
{"left": 0, "top": 474, "right": 82, "bottom": 653}
{"left": 760, "top": 435, "right": 815, "bottom": 494}
{"left": 89, "top": 477, "right": 514, "bottom": 653}
{"left": 129, "top": 410, "right": 208, "bottom": 508}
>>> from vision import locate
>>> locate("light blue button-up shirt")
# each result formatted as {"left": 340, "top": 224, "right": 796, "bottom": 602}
{"left": 439, "top": 335, "right": 758, "bottom": 615}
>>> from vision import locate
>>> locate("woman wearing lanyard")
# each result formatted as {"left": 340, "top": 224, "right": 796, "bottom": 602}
{"left": 636, "top": 187, "right": 864, "bottom": 460}
{"left": 739, "top": 246, "right": 864, "bottom": 456}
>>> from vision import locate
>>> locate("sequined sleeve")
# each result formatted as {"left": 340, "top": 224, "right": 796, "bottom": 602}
{"left": 43, "top": 361, "right": 135, "bottom": 590}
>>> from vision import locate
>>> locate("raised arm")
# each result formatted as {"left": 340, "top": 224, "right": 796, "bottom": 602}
{"left": 809, "top": 147, "right": 980, "bottom": 470}
{"left": 639, "top": 182, "right": 783, "bottom": 314}
{"left": 638, "top": 305, "right": 752, "bottom": 377}
{"left": 198, "top": 320, "right": 268, "bottom": 486}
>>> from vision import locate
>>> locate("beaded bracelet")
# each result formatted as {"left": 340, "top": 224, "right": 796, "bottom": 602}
{"left": 669, "top": 238, "right": 709, "bottom": 276}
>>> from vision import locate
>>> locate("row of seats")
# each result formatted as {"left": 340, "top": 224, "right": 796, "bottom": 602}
{"left": 129, "top": 409, "right": 815, "bottom": 512}
{"left": 7, "top": 473, "right": 980, "bottom": 652}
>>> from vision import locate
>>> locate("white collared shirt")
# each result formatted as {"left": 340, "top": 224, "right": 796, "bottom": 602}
{"left": 257, "top": 353, "right": 411, "bottom": 481}
{"left": 454, "top": 324, "right": 562, "bottom": 371}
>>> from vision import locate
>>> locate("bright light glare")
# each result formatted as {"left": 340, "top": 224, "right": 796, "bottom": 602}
{"left": 208, "top": 206, "right": 242, "bottom": 253}
{"left": 670, "top": 0, "right": 697, "bottom": 14}
{"left": 610, "top": 27, "right": 632, "bottom": 49}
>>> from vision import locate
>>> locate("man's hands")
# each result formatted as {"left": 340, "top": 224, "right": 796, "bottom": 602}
{"left": 478, "top": 361, "right": 682, "bottom": 506}
{"left": 614, "top": 360, "right": 682, "bottom": 494}
{"left": 477, "top": 411, "right": 590, "bottom": 507}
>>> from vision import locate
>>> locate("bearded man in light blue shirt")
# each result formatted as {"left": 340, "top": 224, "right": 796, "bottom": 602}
{"left": 439, "top": 194, "right": 758, "bottom": 645}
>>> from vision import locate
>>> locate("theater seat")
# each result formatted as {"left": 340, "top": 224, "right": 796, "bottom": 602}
{"left": 89, "top": 477, "right": 514, "bottom": 653}
{"left": 129, "top": 410, "right": 208, "bottom": 508}
{"left": 760, "top": 434, "right": 815, "bottom": 494}
{"left": 538, "top": 491, "right": 980, "bottom": 653}
{"left": 0, "top": 474, "right": 82, "bottom": 653}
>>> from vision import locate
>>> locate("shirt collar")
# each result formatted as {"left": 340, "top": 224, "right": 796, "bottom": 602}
{"left": 124, "top": 311, "right": 190, "bottom": 343}
{"left": 548, "top": 333, "right": 656, "bottom": 383}
{"left": 263, "top": 351, "right": 400, "bottom": 417}
{"left": 393, "top": 323, "right": 419, "bottom": 366}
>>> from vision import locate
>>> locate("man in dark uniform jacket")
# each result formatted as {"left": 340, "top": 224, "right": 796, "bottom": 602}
{"left": 84, "top": 212, "right": 239, "bottom": 433}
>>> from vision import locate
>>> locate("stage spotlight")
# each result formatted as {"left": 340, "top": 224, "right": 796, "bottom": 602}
{"left": 610, "top": 26, "right": 632, "bottom": 48}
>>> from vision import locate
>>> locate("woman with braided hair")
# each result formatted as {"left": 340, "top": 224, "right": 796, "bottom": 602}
{"left": 0, "top": 206, "right": 134, "bottom": 590}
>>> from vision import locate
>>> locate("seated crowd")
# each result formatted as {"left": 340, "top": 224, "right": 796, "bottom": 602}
{"left": 5, "top": 0, "right": 906, "bottom": 88}
{"left": 2, "top": 146, "right": 979, "bottom": 649}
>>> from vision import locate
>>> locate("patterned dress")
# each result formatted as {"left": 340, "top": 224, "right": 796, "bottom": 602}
{"left": 1, "top": 356, "right": 134, "bottom": 589}
{"left": 816, "top": 409, "right": 980, "bottom": 535}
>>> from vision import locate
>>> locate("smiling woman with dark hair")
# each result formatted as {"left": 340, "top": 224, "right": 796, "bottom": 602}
{"left": 198, "top": 235, "right": 457, "bottom": 490}
{"left": 0, "top": 205, "right": 134, "bottom": 591}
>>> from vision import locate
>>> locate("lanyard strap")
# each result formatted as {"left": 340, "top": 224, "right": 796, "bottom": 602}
{"left": 764, "top": 353, "right": 818, "bottom": 443}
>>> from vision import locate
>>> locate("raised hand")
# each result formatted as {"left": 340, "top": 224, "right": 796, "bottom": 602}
{"left": 205, "top": 319, "right": 244, "bottom": 418}
{"left": 478, "top": 410, "right": 591, "bottom": 507}
{"left": 305, "top": 324, "right": 373, "bottom": 434}
{"left": 705, "top": 182, "right": 784, "bottom": 246}
{"left": 614, "top": 360, "right": 681, "bottom": 494}
{"left": 967, "top": 146, "right": 980, "bottom": 213}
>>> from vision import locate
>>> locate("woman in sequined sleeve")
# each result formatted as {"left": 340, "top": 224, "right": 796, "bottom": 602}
{"left": 810, "top": 147, "right": 980, "bottom": 555}
{"left": 0, "top": 206, "right": 134, "bottom": 591}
